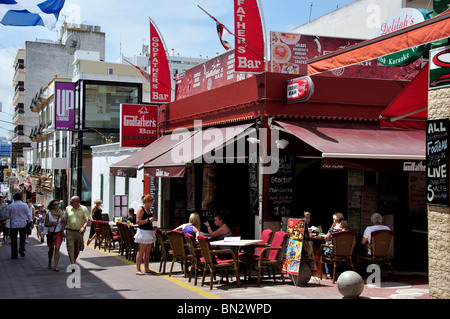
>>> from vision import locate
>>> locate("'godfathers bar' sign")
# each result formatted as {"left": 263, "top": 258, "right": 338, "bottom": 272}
{"left": 426, "top": 119, "right": 449, "bottom": 206}
{"left": 120, "top": 104, "right": 158, "bottom": 148}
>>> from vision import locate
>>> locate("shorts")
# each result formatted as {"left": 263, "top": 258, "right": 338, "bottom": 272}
{"left": 134, "top": 228, "right": 155, "bottom": 245}
{"left": 65, "top": 229, "right": 85, "bottom": 253}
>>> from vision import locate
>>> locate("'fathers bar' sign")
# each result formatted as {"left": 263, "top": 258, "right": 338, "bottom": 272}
{"left": 426, "top": 119, "right": 449, "bottom": 206}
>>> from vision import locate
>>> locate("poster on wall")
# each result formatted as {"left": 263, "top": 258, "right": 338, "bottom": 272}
{"left": 202, "top": 164, "right": 217, "bottom": 211}
{"left": 270, "top": 31, "right": 419, "bottom": 80}
{"left": 426, "top": 118, "right": 449, "bottom": 206}
{"left": 120, "top": 104, "right": 158, "bottom": 148}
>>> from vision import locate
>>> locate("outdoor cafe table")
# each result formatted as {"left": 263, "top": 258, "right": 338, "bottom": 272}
{"left": 209, "top": 238, "right": 263, "bottom": 282}
{"left": 211, "top": 238, "right": 263, "bottom": 255}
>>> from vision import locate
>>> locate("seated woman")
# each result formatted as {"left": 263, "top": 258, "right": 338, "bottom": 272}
{"left": 323, "top": 215, "right": 348, "bottom": 279}
{"left": 174, "top": 212, "right": 201, "bottom": 240}
{"left": 360, "top": 213, "right": 390, "bottom": 256}
{"left": 204, "top": 212, "right": 232, "bottom": 241}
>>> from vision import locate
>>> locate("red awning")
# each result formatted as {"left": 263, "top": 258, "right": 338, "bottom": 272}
{"left": 109, "top": 131, "right": 196, "bottom": 177}
{"left": 307, "top": 11, "right": 450, "bottom": 75}
{"left": 379, "top": 63, "right": 428, "bottom": 130}
{"left": 275, "top": 120, "right": 425, "bottom": 160}
{"left": 144, "top": 123, "right": 254, "bottom": 177}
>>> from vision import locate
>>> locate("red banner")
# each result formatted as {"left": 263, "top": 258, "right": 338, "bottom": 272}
{"left": 120, "top": 104, "right": 158, "bottom": 148}
{"left": 234, "top": 0, "right": 265, "bottom": 73}
{"left": 270, "top": 31, "right": 419, "bottom": 80}
{"left": 150, "top": 20, "right": 171, "bottom": 103}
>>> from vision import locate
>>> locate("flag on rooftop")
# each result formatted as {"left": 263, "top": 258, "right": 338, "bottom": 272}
{"left": 123, "top": 58, "right": 151, "bottom": 83}
{"left": 216, "top": 22, "right": 232, "bottom": 50}
{"left": 0, "top": 0, "right": 66, "bottom": 30}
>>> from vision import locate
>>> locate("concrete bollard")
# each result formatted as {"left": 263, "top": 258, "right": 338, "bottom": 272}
{"left": 337, "top": 270, "right": 364, "bottom": 298}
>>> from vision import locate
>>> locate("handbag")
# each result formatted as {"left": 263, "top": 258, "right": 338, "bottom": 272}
{"left": 47, "top": 215, "right": 60, "bottom": 243}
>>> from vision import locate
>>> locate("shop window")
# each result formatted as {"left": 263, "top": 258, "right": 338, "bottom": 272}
{"left": 84, "top": 84, "right": 139, "bottom": 129}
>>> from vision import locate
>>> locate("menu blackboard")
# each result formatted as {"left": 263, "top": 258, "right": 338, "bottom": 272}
{"left": 426, "top": 119, "right": 449, "bottom": 207}
{"left": 268, "top": 151, "right": 295, "bottom": 217}
{"left": 248, "top": 163, "right": 259, "bottom": 215}
{"left": 149, "top": 177, "right": 159, "bottom": 215}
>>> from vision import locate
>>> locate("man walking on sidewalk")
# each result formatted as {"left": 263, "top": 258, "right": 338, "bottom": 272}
{"left": 6, "top": 193, "right": 32, "bottom": 259}
{"left": 63, "top": 196, "right": 89, "bottom": 265}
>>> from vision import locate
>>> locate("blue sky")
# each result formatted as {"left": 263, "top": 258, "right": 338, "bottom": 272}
{"left": 0, "top": 0, "right": 356, "bottom": 136}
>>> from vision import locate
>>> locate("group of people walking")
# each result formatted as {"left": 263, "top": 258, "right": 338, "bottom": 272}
{"left": 1, "top": 194, "right": 90, "bottom": 272}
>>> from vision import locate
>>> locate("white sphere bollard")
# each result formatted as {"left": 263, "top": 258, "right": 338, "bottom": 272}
{"left": 337, "top": 271, "right": 364, "bottom": 298}
{"left": 297, "top": 263, "right": 311, "bottom": 286}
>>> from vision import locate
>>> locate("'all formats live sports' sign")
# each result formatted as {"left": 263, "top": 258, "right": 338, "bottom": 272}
{"left": 120, "top": 104, "right": 158, "bottom": 148}
{"left": 426, "top": 118, "right": 449, "bottom": 207}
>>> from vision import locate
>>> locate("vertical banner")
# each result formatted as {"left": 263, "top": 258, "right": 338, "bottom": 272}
{"left": 55, "top": 82, "right": 75, "bottom": 131}
{"left": 234, "top": 0, "right": 265, "bottom": 73}
{"left": 426, "top": 119, "right": 449, "bottom": 206}
{"left": 120, "top": 104, "right": 158, "bottom": 147}
{"left": 150, "top": 19, "right": 171, "bottom": 103}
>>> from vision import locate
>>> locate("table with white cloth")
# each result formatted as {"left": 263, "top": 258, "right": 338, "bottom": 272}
{"left": 211, "top": 238, "right": 263, "bottom": 256}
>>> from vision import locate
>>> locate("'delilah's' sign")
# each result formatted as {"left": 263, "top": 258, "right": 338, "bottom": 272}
{"left": 376, "top": 8, "right": 430, "bottom": 67}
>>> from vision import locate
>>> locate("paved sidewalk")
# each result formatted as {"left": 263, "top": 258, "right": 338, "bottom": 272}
{"left": 0, "top": 231, "right": 429, "bottom": 301}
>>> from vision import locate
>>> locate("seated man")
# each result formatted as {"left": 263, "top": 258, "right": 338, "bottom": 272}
{"left": 360, "top": 212, "right": 390, "bottom": 256}
{"left": 127, "top": 208, "right": 136, "bottom": 225}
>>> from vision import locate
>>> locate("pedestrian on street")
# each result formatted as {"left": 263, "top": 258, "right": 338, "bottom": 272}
{"left": 26, "top": 199, "right": 35, "bottom": 242}
{"left": 6, "top": 193, "right": 32, "bottom": 259}
{"left": 36, "top": 204, "right": 47, "bottom": 243}
{"left": 62, "top": 196, "right": 89, "bottom": 265}
{"left": 0, "top": 195, "right": 8, "bottom": 243}
{"left": 46, "top": 199, "right": 64, "bottom": 271}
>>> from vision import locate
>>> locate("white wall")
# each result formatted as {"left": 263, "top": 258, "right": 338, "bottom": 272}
{"left": 292, "top": 0, "right": 405, "bottom": 40}
{"left": 91, "top": 143, "right": 144, "bottom": 220}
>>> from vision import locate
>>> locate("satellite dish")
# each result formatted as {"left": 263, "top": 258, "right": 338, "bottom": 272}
{"left": 64, "top": 33, "right": 81, "bottom": 55}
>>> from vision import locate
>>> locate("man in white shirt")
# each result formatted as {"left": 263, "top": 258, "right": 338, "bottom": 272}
{"left": 6, "top": 193, "right": 33, "bottom": 259}
{"left": 361, "top": 212, "right": 390, "bottom": 256}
